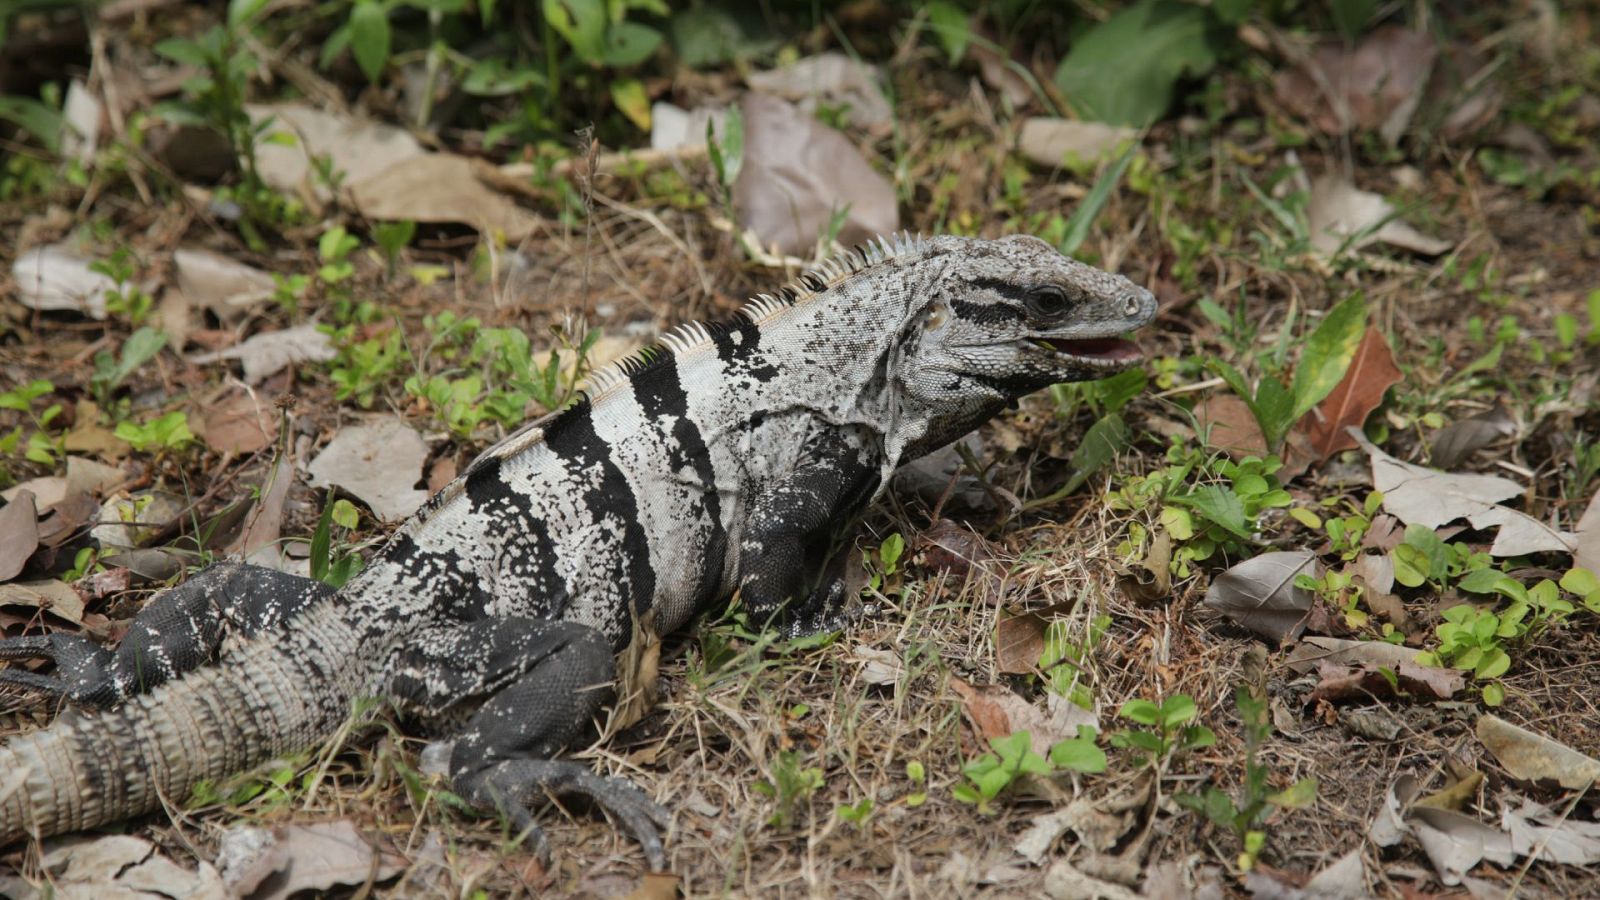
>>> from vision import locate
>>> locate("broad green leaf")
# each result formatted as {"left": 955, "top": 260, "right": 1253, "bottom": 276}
{"left": 544, "top": 0, "right": 607, "bottom": 64}
{"left": 1476, "top": 648, "right": 1511, "bottom": 680}
{"left": 1058, "top": 412, "right": 1130, "bottom": 496}
{"left": 1053, "top": 0, "right": 1221, "bottom": 127}
{"left": 349, "top": 1, "right": 392, "bottom": 83}
{"left": 1095, "top": 368, "right": 1148, "bottom": 414}
{"left": 603, "top": 21, "right": 663, "bottom": 67}
{"left": 1268, "top": 777, "right": 1319, "bottom": 809}
{"left": 1180, "top": 485, "right": 1253, "bottom": 539}
{"left": 1560, "top": 567, "right": 1599, "bottom": 599}
{"left": 1159, "top": 694, "right": 1198, "bottom": 728}
{"left": 1252, "top": 375, "right": 1296, "bottom": 448}
{"left": 0, "top": 96, "right": 63, "bottom": 153}
{"left": 610, "top": 78, "right": 651, "bottom": 129}
{"left": 154, "top": 37, "right": 212, "bottom": 68}
{"left": 926, "top": 1, "right": 971, "bottom": 64}
{"left": 1119, "top": 699, "right": 1160, "bottom": 726}
{"left": 1049, "top": 728, "right": 1108, "bottom": 774}
{"left": 1290, "top": 293, "right": 1368, "bottom": 420}
{"left": 228, "top": 0, "right": 270, "bottom": 26}
{"left": 669, "top": 6, "right": 756, "bottom": 68}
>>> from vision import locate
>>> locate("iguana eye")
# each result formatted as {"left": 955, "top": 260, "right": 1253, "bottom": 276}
{"left": 1025, "top": 285, "right": 1072, "bottom": 319}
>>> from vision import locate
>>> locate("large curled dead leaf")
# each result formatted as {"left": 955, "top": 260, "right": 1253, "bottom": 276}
{"left": 215, "top": 820, "right": 405, "bottom": 900}
{"left": 1299, "top": 326, "right": 1402, "bottom": 460}
{"left": 12, "top": 243, "right": 117, "bottom": 319}
{"left": 1308, "top": 657, "right": 1464, "bottom": 704}
{"left": 1307, "top": 175, "right": 1451, "bottom": 258}
{"left": 1352, "top": 429, "right": 1575, "bottom": 557}
{"left": 1203, "top": 551, "right": 1317, "bottom": 642}
{"left": 0, "top": 490, "right": 41, "bottom": 582}
{"left": 172, "top": 248, "right": 277, "bottom": 320}
{"left": 1286, "top": 635, "right": 1424, "bottom": 674}
{"left": 0, "top": 579, "right": 86, "bottom": 625}
{"left": 1476, "top": 714, "right": 1600, "bottom": 790}
{"left": 1273, "top": 26, "right": 1437, "bottom": 143}
{"left": 29, "top": 833, "right": 226, "bottom": 899}
{"left": 733, "top": 93, "right": 898, "bottom": 257}
{"left": 1429, "top": 404, "right": 1516, "bottom": 470}
{"left": 746, "top": 52, "right": 891, "bottom": 128}
{"left": 306, "top": 419, "right": 430, "bottom": 523}
{"left": 347, "top": 154, "right": 539, "bottom": 241}
{"left": 247, "top": 103, "right": 426, "bottom": 199}
{"left": 1017, "top": 118, "right": 1136, "bottom": 168}
{"left": 189, "top": 323, "right": 336, "bottom": 385}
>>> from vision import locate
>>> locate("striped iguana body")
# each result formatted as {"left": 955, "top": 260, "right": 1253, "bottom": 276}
{"left": 0, "top": 233, "right": 1156, "bottom": 868}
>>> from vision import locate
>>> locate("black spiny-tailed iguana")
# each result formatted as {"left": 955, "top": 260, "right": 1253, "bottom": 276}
{"left": 0, "top": 233, "right": 1156, "bottom": 868}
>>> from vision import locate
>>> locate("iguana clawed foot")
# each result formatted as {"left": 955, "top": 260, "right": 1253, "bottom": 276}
{"left": 457, "top": 759, "right": 671, "bottom": 871}
{"left": 0, "top": 633, "right": 120, "bottom": 707}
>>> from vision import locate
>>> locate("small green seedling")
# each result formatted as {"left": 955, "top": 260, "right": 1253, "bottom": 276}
{"left": 114, "top": 411, "right": 194, "bottom": 453}
{"left": 1109, "top": 694, "right": 1214, "bottom": 766}
{"left": 752, "top": 750, "right": 824, "bottom": 830}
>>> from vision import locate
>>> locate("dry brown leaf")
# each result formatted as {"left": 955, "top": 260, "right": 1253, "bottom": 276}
{"left": 40, "top": 833, "right": 226, "bottom": 900}
{"left": 1301, "top": 326, "right": 1402, "bottom": 459}
{"left": 1307, "top": 176, "right": 1451, "bottom": 258}
{"left": 995, "top": 601, "right": 1075, "bottom": 675}
{"left": 12, "top": 243, "right": 116, "bottom": 319}
{"left": 198, "top": 389, "right": 278, "bottom": 454}
{"left": 1273, "top": 27, "right": 1437, "bottom": 142}
{"left": 0, "top": 579, "right": 85, "bottom": 625}
{"left": 62, "top": 400, "right": 129, "bottom": 458}
{"left": 746, "top": 52, "right": 891, "bottom": 128}
{"left": 349, "top": 154, "right": 538, "bottom": 240}
{"left": 1017, "top": 118, "right": 1136, "bottom": 168}
{"left": 623, "top": 872, "right": 683, "bottom": 900}
{"left": 1202, "top": 551, "right": 1318, "bottom": 642}
{"left": 1308, "top": 658, "right": 1464, "bottom": 704}
{"left": 427, "top": 456, "right": 458, "bottom": 494}
{"left": 189, "top": 323, "right": 336, "bottom": 385}
{"left": 0, "top": 490, "right": 41, "bottom": 582}
{"left": 948, "top": 676, "right": 1095, "bottom": 758}
{"left": 1353, "top": 430, "right": 1574, "bottom": 557}
{"left": 216, "top": 820, "right": 404, "bottom": 900}
{"left": 247, "top": 103, "right": 426, "bottom": 199}
{"left": 230, "top": 455, "right": 294, "bottom": 567}
{"left": 1194, "top": 393, "right": 1266, "bottom": 457}
{"left": 307, "top": 419, "right": 430, "bottom": 523}
{"left": 173, "top": 248, "right": 277, "bottom": 319}
{"left": 1286, "top": 636, "right": 1424, "bottom": 674}
{"left": 1501, "top": 800, "right": 1600, "bottom": 866}
{"left": 1476, "top": 714, "right": 1600, "bottom": 790}
{"left": 1430, "top": 404, "right": 1516, "bottom": 470}
{"left": 733, "top": 93, "right": 898, "bottom": 257}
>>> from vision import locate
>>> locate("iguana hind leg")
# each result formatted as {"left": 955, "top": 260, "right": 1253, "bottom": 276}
{"left": 390, "top": 617, "right": 669, "bottom": 870}
{"left": 0, "top": 562, "right": 330, "bottom": 708}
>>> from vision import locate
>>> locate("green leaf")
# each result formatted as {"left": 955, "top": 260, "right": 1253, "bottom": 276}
{"left": 544, "top": 0, "right": 607, "bottom": 64}
{"left": 1119, "top": 699, "right": 1160, "bottom": 726}
{"left": 1328, "top": 0, "right": 1377, "bottom": 39}
{"left": 602, "top": 22, "right": 663, "bottom": 67}
{"left": 1179, "top": 485, "right": 1253, "bottom": 539}
{"left": 1560, "top": 567, "right": 1600, "bottom": 599}
{"left": 1457, "top": 568, "right": 1524, "bottom": 600}
{"left": 1476, "top": 648, "right": 1511, "bottom": 680}
{"left": 331, "top": 498, "right": 360, "bottom": 530}
{"left": 1095, "top": 368, "right": 1148, "bottom": 415}
{"left": 926, "top": 1, "right": 971, "bottom": 64}
{"left": 1049, "top": 730, "right": 1108, "bottom": 774}
{"left": 1158, "top": 694, "right": 1198, "bottom": 728}
{"left": 0, "top": 96, "right": 63, "bottom": 153}
{"left": 1058, "top": 143, "right": 1136, "bottom": 256}
{"left": 1058, "top": 413, "right": 1130, "bottom": 496}
{"left": 1252, "top": 375, "right": 1296, "bottom": 448}
{"left": 1482, "top": 681, "right": 1505, "bottom": 706}
{"left": 1053, "top": 0, "right": 1221, "bottom": 127}
{"left": 349, "top": 1, "right": 392, "bottom": 83}
{"left": 154, "top": 37, "right": 212, "bottom": 68}
{"left": 228, "top": 0, "right": 271, "bottom": 26}
{"left": 1267, "top": 777, "right": 1318, "bottom": 809}
{"left": 609, "top": 77, "right": 651, "bottom": 130}
{"left": 1290, "top": 294, "right": 1367, "bottom": 421}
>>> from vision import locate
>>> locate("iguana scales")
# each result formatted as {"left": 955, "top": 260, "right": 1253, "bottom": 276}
{"left": 0, "top": 233, "right": 1156, "bottom": 869}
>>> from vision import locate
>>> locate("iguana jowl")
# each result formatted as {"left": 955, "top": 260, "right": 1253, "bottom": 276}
{"left": 0, "top": 234, "right": 1156, "bottom": 868}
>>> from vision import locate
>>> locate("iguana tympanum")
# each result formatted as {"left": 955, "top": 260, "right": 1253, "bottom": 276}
{"left": 0, "top": 233, "right": 1156, "bottom": 869}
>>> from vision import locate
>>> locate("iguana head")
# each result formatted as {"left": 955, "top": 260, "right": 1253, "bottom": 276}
{"left": 887, "top": 233, "right": 1157, "bottom": 457}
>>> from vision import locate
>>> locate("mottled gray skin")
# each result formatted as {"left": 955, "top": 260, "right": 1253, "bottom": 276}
{"left": 0, "top": 233, "right": 1155, "bottom": 868}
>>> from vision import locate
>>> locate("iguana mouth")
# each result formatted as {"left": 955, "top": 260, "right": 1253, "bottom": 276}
{"left": 1032, "top": 336, "right": 1144, "bottom": 366}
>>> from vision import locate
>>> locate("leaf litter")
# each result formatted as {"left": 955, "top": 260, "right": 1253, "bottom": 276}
{"left": 306, "top": 418, "right": 431, "bottom": 523}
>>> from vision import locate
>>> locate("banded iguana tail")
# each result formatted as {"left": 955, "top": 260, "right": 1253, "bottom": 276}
{"left": 0, "top": 233, "right": 1156, "bottom": 869}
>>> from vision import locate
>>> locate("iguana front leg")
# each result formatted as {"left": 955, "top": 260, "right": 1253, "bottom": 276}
{"left": 738, "top": 427, "right": 881, "bottom": 637}
{"left": 391, "top": 618, "right": 669, "bottom": 870}
{"left": 0, "top": 562, "right": 330, "bottom": 708}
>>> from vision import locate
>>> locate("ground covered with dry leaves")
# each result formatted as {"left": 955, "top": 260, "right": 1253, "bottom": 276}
{"left": 2, "top": 2, "right": 1600, "bottom": 898}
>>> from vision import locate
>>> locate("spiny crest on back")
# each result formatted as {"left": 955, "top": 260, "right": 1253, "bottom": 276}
{"left": 575, "top": 231, "right": 929, "bottom": 406}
